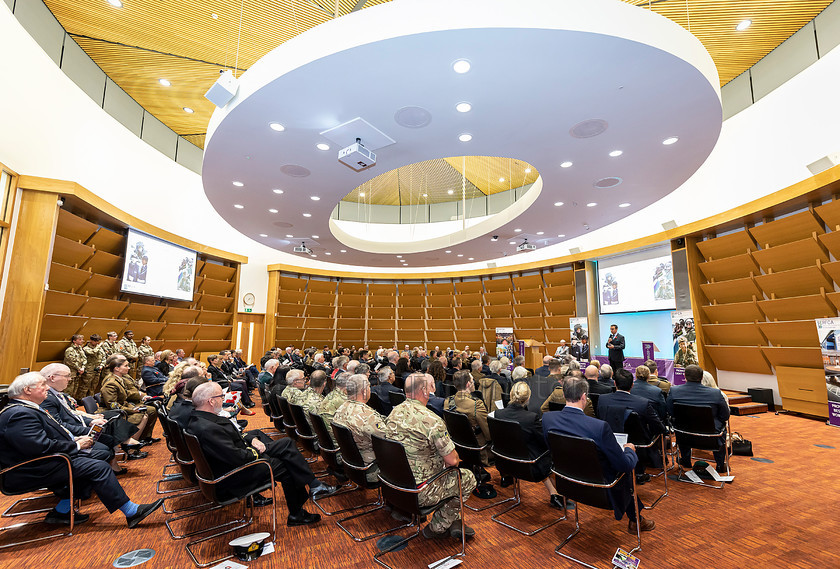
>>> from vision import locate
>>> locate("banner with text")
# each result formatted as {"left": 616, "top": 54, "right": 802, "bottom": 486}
{"left": 496, "top": 327, "right": 515, "bottom": 360}
{"left": 815, "top": 318, "right": 840, "bottom": 427}
{"left": 671, "top": 310, "right": 696, "bottom": 386}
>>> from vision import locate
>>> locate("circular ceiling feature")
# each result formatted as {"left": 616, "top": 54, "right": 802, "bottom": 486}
{"left": 594, "top": 176, "right": 623, "bottom": 188}
{"left": 280, "top": 164, "right": 311, "bottom": 177}
{"left": 569, "top": 118, "right": 608, "bottom": 139}
{"left": 394, "top": 106, "right": 433, "bottom": 128}
{"left": 203, "top": 0, "right": 722, "bottom": 268}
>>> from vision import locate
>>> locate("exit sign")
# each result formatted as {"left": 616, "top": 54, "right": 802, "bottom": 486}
{"left": 244, "top": 308, "right": 252, "bottom": 313}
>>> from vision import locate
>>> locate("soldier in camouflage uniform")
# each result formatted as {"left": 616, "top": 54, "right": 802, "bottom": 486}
{"left": 298, "top": 370, "right": 328, "bottom": 430}
{"left": 318, "top": 372, "right": 350, "bottom": 445}
{"left": 137, "top": 336, "right": 155, "bottom": 366}
{"left": 333, "top": 374, "right": 384, "bottom": 482}
{"left": 444, "top": 370, "right": 491, "bottom": 466}
{"left": 117, "top": 330, "right": 139, "bottom": 380}
{"left": 100, "top": 331, "right": 119, "bottom": 388}
{"left": 82, "top": 333, "right": 106, "bottom": 397}
{"left": 385, "top": 372, "right": 476, "bottom": 539}
{"left": 62, "top": 334, "right": 88, "bottom": 400}
{"left": 673, "top": 337, "right": 698, "bottom": 368}
{"left": 280, "top": 369, "right": 307, "bottom": 406}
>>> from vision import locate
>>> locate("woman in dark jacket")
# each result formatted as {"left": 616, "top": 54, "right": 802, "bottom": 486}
{"left": 494, "top": 381, "right": 565, "bottom": 509}
{"left": 394, "top": 357, "right": 412, "bottom": 390}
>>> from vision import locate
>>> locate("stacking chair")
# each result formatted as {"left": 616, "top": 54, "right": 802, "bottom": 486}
{"left": 623, "top": 412, "right": 669, "bottom": 508}
{"left": 671, "top": 403, "right": 730, "bottom": 489}
{"left": 331, "top": 423, "right": 406, "bottom": 542}
{"left": 155, "top": 413, "right": 187, "bottom": 492}
{"left": 366, "top": 393, "right": 387, "bottom": 415}
{"left": 548, "top": 401, "right": 565, "bottom": 411}
{"left": 182, "top": 432, "right": 276, "bottom": 568}
{"left": 548, "top": 432, "right": 642, "bottom": 568}
{"left": 439, "top": 383, "right": 456, "bottom": 398}
{"left": 487, "top": 417, "right": 565, "bottom": 535}
{"left": 0, "top": 454, "right": 76, "bottom": 549}
{"left": 277, "top": 397, "right": 302, "bottom": 445}
{"left": 307, "top": 412, "right": 365, "bottom": 515}
{"left": 370, "top": 435, "right": 467, "bottom": 569}
{"left": 588, "top": 392, "right": 601, "bottom": 415}
{"left": 442, "top": 409, "right": 510, "bottom": 511}
{"left": 258, "top": 383, "right": 284, "bottom": 438}
{"left": 287, "top": 402, "right": 327, "bottom": 473}
{"left": 388, "top": 390, "right": 406, "bottom": 408}
{"left": 80, "top": 396, "right": 99, "bottom": 414}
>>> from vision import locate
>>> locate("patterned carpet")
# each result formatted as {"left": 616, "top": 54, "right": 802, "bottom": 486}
{"left": 1, "top": 399, "right": 838, "bottom": 569}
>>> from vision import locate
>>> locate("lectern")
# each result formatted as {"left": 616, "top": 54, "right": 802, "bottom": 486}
{"left": 519, "top": 339, "right": 545, "bottom": 371}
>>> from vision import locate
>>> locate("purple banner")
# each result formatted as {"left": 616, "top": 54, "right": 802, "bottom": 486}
{"left": 592, "top": 355, "right": 680, "bottom": 384}
{"left": 642, "top": 342, "right": 655, "bottom": 361}
{"left": 830, "top": 402, "right": 840, "bottom": 428}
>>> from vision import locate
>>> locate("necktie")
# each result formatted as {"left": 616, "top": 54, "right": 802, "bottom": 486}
{"left": 38, "top": 406, "right": 76, "bottom": 441}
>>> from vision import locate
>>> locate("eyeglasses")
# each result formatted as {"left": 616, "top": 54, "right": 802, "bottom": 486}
{"left": 210, "top": 394, "right": 225, "bottom": 400}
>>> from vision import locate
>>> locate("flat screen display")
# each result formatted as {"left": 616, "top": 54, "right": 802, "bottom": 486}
{"left": 120, "top": 228, "right": 197, "bottom": 301}
{"left": 597, "top": 246, "right": 676, "bottom": 314}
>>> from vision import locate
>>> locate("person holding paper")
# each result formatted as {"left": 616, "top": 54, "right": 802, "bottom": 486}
{"left": 542, "top": 376, "right": 655, "bottom": 534}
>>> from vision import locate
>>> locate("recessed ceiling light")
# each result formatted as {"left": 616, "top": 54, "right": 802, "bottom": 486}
{"left": 609, "top": 150, "right": 623, "bottom": 157}
{"left": 445, "top": 250, "right": 452, "bottom": 254}
{"left": 232, "top": 181, "right": 244, "bottom": 187}
{"left": 325, "top": 252, "right": 331, "bottom": 255}
{"left": 457, "top": 254, "right": 464, "bottom": 257}
{"left": 554, "top": 201, "right": 564, "bottom": 207}
{"left": 158, "top": 78, "right": 171, "bottom": 87}
{"left": 558, "top": 234, "right": 565, "bottom": 238}
{"left": 107, "top": 0, "right": 123, "bottom": 7}
{"left": 447, "top": 189, "right": 454, "bottom": 195}
{"left": 509, "top": 241, "right": 516, "bottom": 245}
{"left": 499, "top": 177, "right": 505, "bottom": 183}
{"left": 310, "top": 196, "right": 320, "bottom": 201}
{"left": 662, "top": 136, "right": 679, "bottom": 145}
{"left": 619, "top": 202, "right": 631, "bottom": 208}
{"left": 396, "top": 255, "right": 402, "bottom": 258}
{"left": 234, "top": 204, "right": 244, "bottom": 209}
{"left": 312, "top": 235, "right": 319, "bottom": 239}
{"left": 316, "top": 143, "right": 330, "bottom": 151}
{"left": 524, "top": 168, "right": 531, "bottom": 174}
{"left": 259, "top": 233, "right": 267, "bottom": 237}
{"left": 422, "top": 193, "right": 428, "bottom": 198}
{"left": 399, "top": 259, "right": 406, "bottom": 262}
{"left": 269, "top": 122, "right": 285, "bottom": 132}
{"left": 490, "top": 236, "right": 498, "bottom": 242}
{"left": 514, "top": 228, "right": 522, "bottom": 232}
{"left": 286, "top": 234, "right": 293, "bottom": 238}
{"left": 586, "top": 202, "right": 597, "bottom": 207}
{"left": 183, "top": 107, "right": 194, "bottom": 114}
{"left": 736, "top": 19, "right": 752, "bottom": 31}
{"left": 452, "top": 59, "right": 471, "bottom": 74}
{"left": 456, "top": 102, "right": 472, "bottom": 113}
{"left": 340, "top": 249, "right": 347, "bottom": 253}
{"left": 268, "top": 208, "right": 278, "bottom": 213}
{"left": 302, "top": 213, "right": 312, "bottom": 217}
{"left": 458, "top": 133, "right": 472, "bottom": 142}
{"left": 272, "top": 189, "right": 283, "bottom": 194}
{"left": 468, "top": 258, "right": 474, "bottom": 261}
{"left": 359, "top": 192, "right": 365, "bottom": 197}
{"left": 536, "top": 231, "right": 544, "bottom": 235}
{"left": 560, "top": 161, "right": 573, "bottom": 168}
{"left": 311, "top": 255, "right": 317, "bottom": 258}
{"left": 211, "top": 13, "right": 218, "bottom": 19}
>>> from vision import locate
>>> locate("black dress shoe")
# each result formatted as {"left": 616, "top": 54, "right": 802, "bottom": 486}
{"left": 114, "top": 467, "right": 129, "bottom": 476}
{"left": 499, "top": 476, "right": 514, "bottom": 488}
{"left": 126, "top": 451, "right": 148, "bottom": 460}
{"left": 636, "top": 473, "right": 651, "bottom": 485}
{"left": 248, "top": 494, "right": 273, "bottom": 507}
{"left": 287, "top": 509, "right": 321, "bottom": 526}
{"left": 309, "top": 483, "right": 337, "bottom": 499}
{"left": 126, "top": 499, "right": 164, "bottom": 528}
{"left": 139, "top": 437, "right": 161, "bottom": 445}
{"left": 549, "top": 494, "right": 565, "bottom": 510}
{"left": 45, "top": 509, "right": 90, "bottom": 525}
{"left": 121, "top": 442, "right": 145, "bottom": 451}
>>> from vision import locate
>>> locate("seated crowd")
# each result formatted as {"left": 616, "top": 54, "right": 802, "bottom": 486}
{"left": 0, "top": 338, "right": 730, "bottom": 546}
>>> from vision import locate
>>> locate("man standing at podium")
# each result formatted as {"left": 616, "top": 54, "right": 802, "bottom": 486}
{"left": 606, "top": 324, "right": 625, "bottom": 373}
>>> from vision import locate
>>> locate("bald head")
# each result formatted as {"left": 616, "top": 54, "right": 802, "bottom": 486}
{"left": 192, "top": 382, "right": 222, "bottom": 411}
{"left": 543, "top": 355, "right": 552, "bottom": 365}
{"left": 585, "top": 365, "right": 599, "bottom": 380}
{"left": 405, "top": 372, "right": 431, "bottom": 400}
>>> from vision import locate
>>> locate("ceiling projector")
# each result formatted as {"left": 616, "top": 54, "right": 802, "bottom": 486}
{"left": 338, "top": 139, "right": 376, "bottom": 171}
{"left": 293, "top": 243, "right": 313, "bottom": 255}
{"left": 517, "top": 240, "right": 536, "bottom": 252}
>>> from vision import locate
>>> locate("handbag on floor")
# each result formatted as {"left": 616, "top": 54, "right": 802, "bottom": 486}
{"left": 731, "top": 431, "right": 753, "bottom": 456}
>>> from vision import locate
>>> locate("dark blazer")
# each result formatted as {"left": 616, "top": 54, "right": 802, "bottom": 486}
{"left": 542, "top": 406, "right": 637, "bottom": 520}
{"left": 495, "top": 402, "right": 547, "bottom": 461}
{"left": 207, "top": 365, "right": 230, "bottom": 388}
{"left": 534, "top": 365, "right": 551, "bottom": 377}
{"left": 569, "top": 345, "right": 581, "bottom": 360}
{"left": 41, "top": 389, "right": 90, "bottom": 436}
{"left": 169, "top": 397, "right": 195, "bottom": 430}
{"left": 597, "top": 390, "right": 664, "bottom": 437}
{"left": 41, "top": 390, "right": 130, "bottom": 449}
{"left": 587, "top": 379, "right": 613, "bottom": 395}
{"left": 667, "top": 382, "right": 730, "bottom": 431}
{"left": 607, "top": 333, "right": 625, "bottom": 362}
{"left": 371, "top": 383, "right": 402, "bottom": 415}
{"left": 155, "top": 361, "right": 173, "bottom": 376}
{"left": 140, "top": 365, "right": 167, "bottom": 396}
{"left": 578, "top": 343, "right": 591, "bottom": 361}
{"left": 631, "top": 379, "right": 667, "bottom": 420}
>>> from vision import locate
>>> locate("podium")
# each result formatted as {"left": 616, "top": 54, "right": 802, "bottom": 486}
{"left": 519, "top": 339, "right": 545, "bottom": 372}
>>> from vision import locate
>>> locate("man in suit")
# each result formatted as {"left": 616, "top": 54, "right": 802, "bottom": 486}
{"left": 606, "top": 324, "right": 625, "bottom": 372}
{"left": 534, "top": 355, "right": 552, "bottom": 377}
{"left": 372, "top": 367, "right": 403, "bottom": 415}
{"left": 187, "top": 382, "right": 335, "bottom": 525}
{"left": 585, "top": 365, "right": 613, "bottom": 396}
{"left": 598, "top": 368, "right": 665, "bottom": 484}
{"left": 140, "top": 355, "right": 167, "bottom": 397}
{"left": 541, "top": 376, "right": 655, "bottom": 533}
{"left": 0, "top": 372, "right": 163, "bottom": 527}
{"left": 667, "top": 364, "right": 730, "bottom": 473}
{"left": 169, "top": 370, "right": 207, "bottom": 430}
{"left": 630, "top": 366, "right": 667, "bottom": 420}
{"left": 540, "top": 360, "right": 595, "bottom": 416}
{"left": 578, "top": 335, "right": 591, "bottom": 362}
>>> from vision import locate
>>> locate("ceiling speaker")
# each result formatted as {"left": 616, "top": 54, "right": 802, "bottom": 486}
{"left": 205, "top": 70, "right": 239, "bottom": 108}
{"left": 807, "top": 153, "right": 840, "bottom": 176}
{"left": 569, "top": 247, "right": 582, "bottom": 254}
{"left": 662, "top": 220, "right": 678, "bottom": 230}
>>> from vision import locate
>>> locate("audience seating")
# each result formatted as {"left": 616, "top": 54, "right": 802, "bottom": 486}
{"left": 276, "top": 397, "right": 303, "bottom": 447}
{"left": 80, "top": 396, "right": 98, "bottom": 414}
{"left": 182, "top": 432, "right": 276, "bottom": 568}
{"left": 587, "top": 392, "right": 601, "bottom": 415}
{"left": 307, "top": 411, "right": 356, "bottom": 515}
{"left": 371, "top": 434, "right": 467, "bottom": 569}
{"left": 671, "top": 403, "right": 731, "bottom": 489}
{"left": 366, "top": 394, "right": 387, "bottom": 415}
{"left": 257, "top": 383, "right": 284, "bottom": 438}
{"left": 548, "top": 432, "right": 642, "bottom": 568}
{"left": 623, "top": 412, "right": 669, "bottom": 508}
{"left": 0, "top": 454, "right": 76, "bottom": 549}
{"left": 548, "top": 401, "right": 565, "bottom": 411}
{"left": 388, "top": 390, "right": 406, "bottom": 407}
{"left": 487, "top": 417, "right": 565, "bottom": 535}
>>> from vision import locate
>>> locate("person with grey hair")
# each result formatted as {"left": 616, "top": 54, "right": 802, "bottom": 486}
{"left": 333, "top": 374, "right": 384, "bottom": 483}
{"left": 259, "top": 358, "right": 279, "bottom": 387}
{"left": 331, "top": 355, "right": 350, "bottom": 380}
{"left": 599, "top": 364, "right": 615, "bottom": 386}
{"left": 281, "top": 369, "right": 307, "bottom": 406}
{"left": 586, "top": 364, "right": 613, "bottom": 395}
{"left": 535, "top": 355, "right": 552, "bottom": 377}
{"left": 0, "top": 372, "right": 164, "bottom": 527}
{"left": 541, "top": 359, "right": 595, "bottom": 416}
{"left": 187, "top": 382, "right": 335, "bottom": 525}
{"left": 372, "top": 366, "right": 402, "bottom": 415}
{"left": 513, "top": 355, "right": 534, "bottom": 376}
{"left": 512, "top": 366, "right": 529, "bottom": 381}
{"left": 318, "top": 372, "right": 350, "bottom": 444}
{"left": 313, "top": 351, "right": 328, "bottom": 372}
{"left": 542, "top": 375, "right": 654, "bottom": 534}
{"left": 355, "top": 362, "right": 371, "bottom": 379}
{"left": 346, "top": 359, "right": 359, "bottom": 374}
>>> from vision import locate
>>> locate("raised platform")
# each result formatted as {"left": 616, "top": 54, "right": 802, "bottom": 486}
{"left": 724, "top": 390, "right": 768, "bottom": 415}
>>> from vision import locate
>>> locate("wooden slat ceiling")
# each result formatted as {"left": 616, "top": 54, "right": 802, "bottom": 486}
{"left": 43, "top": 0, "right": 834, "bottom": 151}
{"left": 342, "top": 157, "right": 539, "bottom": 205}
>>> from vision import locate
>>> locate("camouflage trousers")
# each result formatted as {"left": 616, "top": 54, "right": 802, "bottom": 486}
{"left": 66, "top": 372, "right": 85, "bottom": 401}
{"left": 78, "top": 369, "right": 101, "bottom": 399}
{"left": 418, "top": 467, "right": 476, "bottom": 532}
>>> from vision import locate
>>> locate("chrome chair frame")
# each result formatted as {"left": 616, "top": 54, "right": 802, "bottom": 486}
{"left": 622, "top": 412, "right": 669, "bottom": 509}
{"left": 672, "top": 404, "right": 731, "bottom": 490}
